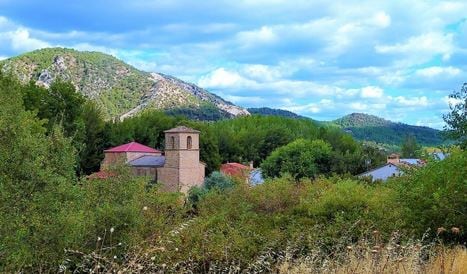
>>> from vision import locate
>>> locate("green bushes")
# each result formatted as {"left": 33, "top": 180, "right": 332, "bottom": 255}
{"left": 390, "top": 151, "right": 466, "bottom": 238}
{"left": 261, "top": 139, "right": 333, "bottom": 179}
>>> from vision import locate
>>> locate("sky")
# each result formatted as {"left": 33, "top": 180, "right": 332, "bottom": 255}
{"left": 0, "top": 0, "right": 466, "bottom": 128}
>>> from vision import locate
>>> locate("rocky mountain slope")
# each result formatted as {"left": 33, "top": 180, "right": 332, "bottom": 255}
{"left": 0, "top": 48, "right": 249, "bottom": 120}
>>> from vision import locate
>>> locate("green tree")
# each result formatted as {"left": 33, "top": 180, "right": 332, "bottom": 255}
{"left": 443, "top": 83, "right": 467, "bottom": 149}
{"left": 261, "top": 139, "right": 333, "bottom": 180}
{"left": 0, "top": 73, "right": 83, "bottom": 270}
{"left": 401, "top": 135, "right": 420, "bottom": 158}
{"left": 79, "top": 101, "right": 106, "bottom": 175}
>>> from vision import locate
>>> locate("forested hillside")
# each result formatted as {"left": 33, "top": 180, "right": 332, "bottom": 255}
{"left": 333, "top": 113, "right": 444, "bottom": 146}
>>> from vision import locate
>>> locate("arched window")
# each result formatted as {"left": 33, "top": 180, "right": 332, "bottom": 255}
{"left": 171, "top": 136, "right": 175, "bottom": 149}
{"left": 187, "top": 136, "right": 192, "bottom": 149}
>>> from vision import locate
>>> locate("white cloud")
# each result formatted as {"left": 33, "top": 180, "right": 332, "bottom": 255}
{"left": 394, "top": 96, "right": 429, "bottom": 107}
{"left": 198, "top": 68, "right": 255, "bottom": 89}
{"left": 415, "top": 66, "right": 461, "bottom": 77}
{"left": 236, "top": 26, "right": 278, "bottom": 47}
{"left": 7, "top": 28, "right": 50, "bottom": 52}
{"left": 350, "top": 102, "right": 368, "bottom": 110}
{"left": 0, "top": 55, "right": 7, "bottom": 60}
{"left": 360, "top": 86, "right": 384, "bottom": 98}
{"left": 242, "top": 64, "right": 282, "bottom": 82}
{"left": 375, "top": 32, "right": 454, "bottom": 61}
{"left": 369, "top": 11, "right": 391, "bottom": 28}
{"left": 443, "top": 95, "right": 463, "bottom": 107}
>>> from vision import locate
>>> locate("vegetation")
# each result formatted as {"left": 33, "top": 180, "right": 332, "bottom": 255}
{"left": 443, "top": 83, "right": 467, "bottom": 149}
{"left": 333, "top": 113, "right": 444, "bottom": 146}
{"left": 0, "top": 73, "right": 464, "bottom": 272}
{"left": 247, "top": 107, "right": 308, "bottom": 119}
{"left": 401, "top": 134, "right": 421, "bottom": 158}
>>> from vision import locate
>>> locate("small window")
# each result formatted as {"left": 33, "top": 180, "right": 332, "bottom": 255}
{"left": 171, "top": 136, "right": 175, "bottom": 149}
{"left": 187, "top": 136, "right": 192, "bottom": 149}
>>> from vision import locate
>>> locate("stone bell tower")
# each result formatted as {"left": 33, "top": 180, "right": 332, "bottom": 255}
{"left": 158, "top": 126, "right": 205, "bottom": 193}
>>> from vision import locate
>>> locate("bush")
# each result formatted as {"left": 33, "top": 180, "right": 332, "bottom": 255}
{"left": 390, "top": 151, "right": 467, "bottom": 239}
{"left": 261, "top": 139, "right": 332, "bottom": 180}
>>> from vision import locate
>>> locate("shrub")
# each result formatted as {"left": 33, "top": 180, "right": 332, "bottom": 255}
{"left": 390, "top": 151, "right": 467, "bottom": 239}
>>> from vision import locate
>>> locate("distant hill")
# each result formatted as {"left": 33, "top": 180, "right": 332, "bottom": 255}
{"left": 333, "top": 113, "right": 444, "bottom": 146}
{"left": 0, "top": 47, "right": 249, "bottom": 120}
{"left": 247, "top": 107, "right": 308, "bottom": 119}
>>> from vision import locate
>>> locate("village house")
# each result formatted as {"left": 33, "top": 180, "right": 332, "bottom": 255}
{"left": 220, "top": 162, "right": 264, "bottom": 185}
{"left": 357, "top": 153, "right": 425, "bottom": 182}
{"left": 89, "top": 126, "right": 205, "bottom": 193}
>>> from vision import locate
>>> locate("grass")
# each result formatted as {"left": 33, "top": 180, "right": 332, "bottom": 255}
{"left": 278, "top": 237, "right": 467, "bottom": 274}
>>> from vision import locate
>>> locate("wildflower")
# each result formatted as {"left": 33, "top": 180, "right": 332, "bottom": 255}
{"left": 143, "top": 206, "right": 148, "bottom": 211}
{"left": 175, "top": 248, "right": 179, "bottom": 251}
{"left": 110, "top": 227, "right": 115, "bottom": 233}
{"left": 372, "top": 230, "right": 380, "bottom": 235}
{"left": 113, "top": 255, "right": 117, "bottom": 259}
{"left": 151, "top": 256, "right": 156, "bottom": 261}
{"left": 97, "top": 237, "right": 102, "bottom": 241}
{"left": 346, "top": 246, "right": 353, "bottom": 251}
{"left": 451, "top": 227, "right": 460, "bottom": 234}
{"left": 162, "top": 263, "right": 167, "bottom": 268}
{"left": 437, "top": 227, "right": 446, "bottom": 235}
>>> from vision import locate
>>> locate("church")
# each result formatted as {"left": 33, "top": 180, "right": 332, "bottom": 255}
{"left": 91, "top": 126, "right": 205, "bottom": 193}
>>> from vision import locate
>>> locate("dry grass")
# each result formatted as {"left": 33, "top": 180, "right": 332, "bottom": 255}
{"left": 278, "top": 244, "right": 467, "bottom": 274}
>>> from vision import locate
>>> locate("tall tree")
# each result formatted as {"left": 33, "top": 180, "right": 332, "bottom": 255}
{"left": 401, "top": 135, "right": 420, "bottom": 158}
{"left": 443, "top": 83, "right": 467, "bottom": 149}
{"left": 0, "top": 73, "right": 82, "bottom": 270}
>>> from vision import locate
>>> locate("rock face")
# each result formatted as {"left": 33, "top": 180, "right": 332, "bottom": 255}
{"left": 0, "top": 47, "right": 249, "bottom": 120}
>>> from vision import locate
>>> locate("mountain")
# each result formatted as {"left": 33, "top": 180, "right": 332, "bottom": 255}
{"left": 0, "top": 47, "right": 249, "bottom": 120}
{"left": 333, "top": 113, "right": 444, "bottom": 146}
{"left": 247, "top": 107, "right": 308, "bottom": 119}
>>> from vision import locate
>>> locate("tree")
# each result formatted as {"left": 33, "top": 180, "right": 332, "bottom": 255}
{"left": 443, "top": 83, "right": 467, "bottom": 149}
{"left": 261, "top": 139, "right": 333, "bottom": 180}
{"left": 0, "top": 73, "right": 82, "bottom": 270}
{"left": 401, "top": 135, "right": 420, "bottom": 158}
{"left": 79, "top": 101, "right": 106, "bottom": 175}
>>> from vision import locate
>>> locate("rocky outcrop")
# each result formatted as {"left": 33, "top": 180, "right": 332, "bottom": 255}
{"left": 0, "top": 48, "right": 249, "bottom": 120}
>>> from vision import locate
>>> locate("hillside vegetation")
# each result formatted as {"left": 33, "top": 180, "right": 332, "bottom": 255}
{"left": 0, "top": 48, "right": 248, "bottom": 120}
{"left": 333, "top": 113, "right": 444, "bottom": 146}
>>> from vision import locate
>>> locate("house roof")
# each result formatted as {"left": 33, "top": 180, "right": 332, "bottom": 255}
{"left": 357, "top": 163, "right": 401, "bottom": 182}
{"left": 128, "top": 155, "right": 166, "bottom": 167}
{"left": 164, "top": 126, "right": 200, "bottom": 133}
{"left": 220, "top": 162, "right": 252, "bottom": 177}
{"left": 400, "top": 158, "right": 424, "bottom": 166}
{"left": 104, "top": 141, "right": 161, "bottom": 153}
{"left": 249, "top": 169, "right": 264, "bottom": 185}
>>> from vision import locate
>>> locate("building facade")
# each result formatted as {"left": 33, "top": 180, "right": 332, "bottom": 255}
{"left": 93, "top": 126, "right": 205, "bottom": 193}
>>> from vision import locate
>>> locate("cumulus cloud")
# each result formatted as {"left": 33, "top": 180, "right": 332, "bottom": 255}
{"left": 394, "top": 96, "right": 429, "bottom": 107}
{"left": 375, "top": 32, "right": 454, "bottom": 62}
{"left": 415, "top": 66, "right": 461, "bottom": 77}
{"left": 360, "top": 86, "right": 384, "bottom": 98}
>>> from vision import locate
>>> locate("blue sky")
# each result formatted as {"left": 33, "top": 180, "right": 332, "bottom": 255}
{"left": 0, "top": 0, "right": 466, "bottom": 128}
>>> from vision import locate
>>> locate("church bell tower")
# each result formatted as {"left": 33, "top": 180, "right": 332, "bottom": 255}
{"left": 158, "top": 126, "right": 205, "bottom": 193}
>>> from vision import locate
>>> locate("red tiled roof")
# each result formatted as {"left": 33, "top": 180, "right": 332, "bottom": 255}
{"left": 104, "top": 142, "right": 161, "bottom": 153}
{"left": 220, "top": 163, "right": 252, "bottom": 178}
{"left": 87, "top": 170, "right": 116, "bottom": 179}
